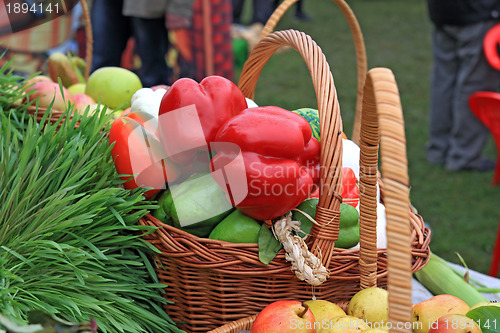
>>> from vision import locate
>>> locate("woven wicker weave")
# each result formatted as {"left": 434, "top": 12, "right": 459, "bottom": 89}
{"left": 26, "top": 0, "right": 92, "bottom": 123}
{"left": 208, "top": 66, "right": 418, "bottom": 333}
{"left": 137, "top": 27, "right": 430, "bottom": 332}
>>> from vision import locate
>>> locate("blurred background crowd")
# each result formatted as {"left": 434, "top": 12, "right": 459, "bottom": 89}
{"left": 0, "top": 0, "right": 310, "bottom": 85}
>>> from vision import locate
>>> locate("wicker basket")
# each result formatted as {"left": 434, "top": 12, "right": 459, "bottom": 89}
{"left": 207, "top": 63, "right": 420, "bottom": 333}
{"left": 137, "top": 23, "right": 430, "bottom": 332}
{"left": 26, "top": 0, "right": 93, "bottom": 123}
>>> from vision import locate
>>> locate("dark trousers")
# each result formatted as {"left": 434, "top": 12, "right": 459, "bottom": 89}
{"left": 232, "top": 0, "right": 274, "bottom": 24}
{"left": 90, "top": 0, "right": 172, "bottom": 87}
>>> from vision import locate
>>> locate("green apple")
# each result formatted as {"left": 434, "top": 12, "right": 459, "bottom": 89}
{"left": 67, "top": 82, "right": 86, "bottom": 95}
{"left": 85, "top": 66, "right": 142, "bottom": 110}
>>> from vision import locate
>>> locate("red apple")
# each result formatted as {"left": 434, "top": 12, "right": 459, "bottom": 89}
{"left": 73, "top": 93, "right": 96, "bottom": 114}
{"left": 412, "top": 295, "right": 470, "bottom": 333}
{"left": 428, "top": 314, "right": 481, "bottom": 333}
{"left": 24, "top": 75, "right": 53, "bottom": 87}
{"left": 251, "top": 300, "right": 316, "bottom": 333}
{"left": 25, "top": 81, "right": 75, "bottom": 111}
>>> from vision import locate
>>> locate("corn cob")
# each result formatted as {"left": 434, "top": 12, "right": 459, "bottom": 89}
{"left": 414, "top": 252, "right": 489, "bottom": 306}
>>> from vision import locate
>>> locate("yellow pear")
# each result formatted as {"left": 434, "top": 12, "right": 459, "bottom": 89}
{"left": 470, "top": 301, "right": 500, "bottom": 310}
{"left": 304, "top": 299, "right": 347, "bottom": 332}
{"left": 347, "top": 287, "right": 389, "bottom": 328}
{"left": 321, "top": 315, "right": 367, "bottom": 333}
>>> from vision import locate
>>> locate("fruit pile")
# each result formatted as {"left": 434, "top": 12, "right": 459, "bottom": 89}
{"left": 24, "top": 52, "right": 143, "bottom": 117}
{"left": 251, "top": 288, "right": 500, "bottom": 333}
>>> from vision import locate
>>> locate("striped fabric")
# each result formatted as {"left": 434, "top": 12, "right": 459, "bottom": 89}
{"left": 0, "top": 13, "right": 73, "bottom": 76}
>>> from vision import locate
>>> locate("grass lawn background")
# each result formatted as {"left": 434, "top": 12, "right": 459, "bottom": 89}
{"left": 234, "top": 0, "right": 500, "bottom": 276}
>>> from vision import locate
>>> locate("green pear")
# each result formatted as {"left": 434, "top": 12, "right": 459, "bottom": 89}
{"left": 85, "top": 67, "right": 142, "bottom": 110}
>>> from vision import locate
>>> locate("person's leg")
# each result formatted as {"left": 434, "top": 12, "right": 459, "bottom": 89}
{"left": 90, "top": 0, "right": 131, "bottom": 72}
{"left": 295, "top": 0, "right": 310, "bottom": 21}
{"left": 131, "top": 17, "right": 171, "bottom": 87}
{"left": 446, "top": 21, "right": 500, "bottom": 170}
{"left": 251, "top": 0, "right": 273, "bottom": 24}
{"left": 426, "top": 26, "right": 458, "bottom": 165}
{"left": 232, "top": 0, "right": 245, "bottom": 24}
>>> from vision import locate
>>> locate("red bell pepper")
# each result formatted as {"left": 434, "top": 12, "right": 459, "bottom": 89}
{"left": 157, "top": 75, "right": 247, "bottom": 165}
{"left": 342, "top": 167, "right": 359, "bottom": 207}
{"left": 209, "top": 106, "right": 320, "bottom": 220}
{"left": 109, "top": 111, "right": 180, "bottom": 199}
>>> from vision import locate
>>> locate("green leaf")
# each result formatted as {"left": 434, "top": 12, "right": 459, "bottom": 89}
{"left": 467, "top": 304, "right": 500, "bottom": 333}
{"left": 258, "top": 224, "right": 282, "bottom": 265}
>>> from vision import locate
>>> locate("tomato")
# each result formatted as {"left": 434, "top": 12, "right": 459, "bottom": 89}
{"left": 109, "top": 111, "right": 180, "bottom": 199}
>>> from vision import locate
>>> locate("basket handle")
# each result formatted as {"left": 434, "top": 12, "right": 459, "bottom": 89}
{"left": 359, "top": 68, "right": 412, "bottom": 332}
{"left": 239, "top": 29, "right": 343, "bottom": 269}
{"left": 79, "top": 0, "right": 93, "bottom": 81}
{"left": 259, "top": 0, "right": 367, "bottom": 145}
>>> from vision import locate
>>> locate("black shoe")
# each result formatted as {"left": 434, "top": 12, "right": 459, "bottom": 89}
{"left": 295, "top": 11, "right": 312, "bottom": 21}
{"left": 470, "top": 158, "right": 496, "bottom": 171}
{"left": 448, "top": 158, "right": 496, "bottom": 172}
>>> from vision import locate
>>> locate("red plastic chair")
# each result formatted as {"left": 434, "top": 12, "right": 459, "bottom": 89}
{"left": 484, "top": 23, "right": 500, "bottom": 71}
{"left": 489, "top": 217, "right": 500, "bottom": 277}
{"left": 468, "top": 91, "right": 500, "bottom": 185}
